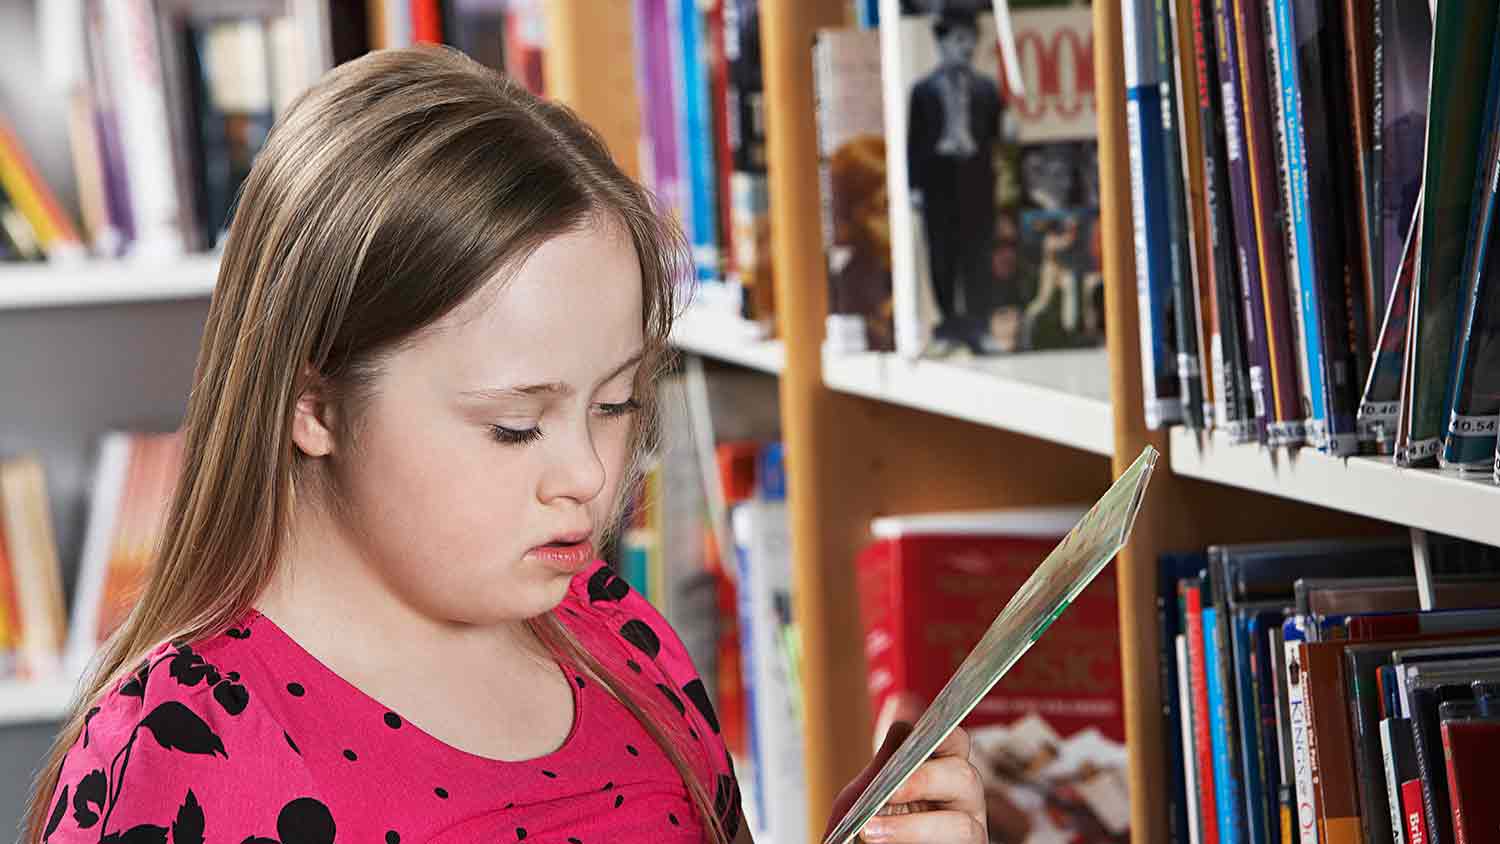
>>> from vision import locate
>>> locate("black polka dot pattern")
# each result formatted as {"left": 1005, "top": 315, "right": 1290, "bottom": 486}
{"left": 516, "top": 827, "right": 528, "bottom": 840}
{"left": 384, "top": 712, "right": 402, "bottom": 729}
{"left": 619, "top": 620, "right": 661, "bottom": 658}
{"left": 286, "top": 682, "right": 305, "bottom": 697}
{"left": 342, "top": 749, "right": 357, "bottom": 761}
{"left": 385, "top": 831, "right": 400, "bottom": 844}
{"left": 434, "top": 787, "right": 448, "bottom": 799}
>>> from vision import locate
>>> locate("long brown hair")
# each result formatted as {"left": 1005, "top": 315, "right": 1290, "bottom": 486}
{"left": 24, "top": 46, "right": 729, "bottom": 844}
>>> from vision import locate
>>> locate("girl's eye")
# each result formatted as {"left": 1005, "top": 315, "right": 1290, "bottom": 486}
{"left": 490, "top": 425, "right": 543, "bottom": 445}
{"left": 595, "top": 397, "right": 642, "bottom": 418}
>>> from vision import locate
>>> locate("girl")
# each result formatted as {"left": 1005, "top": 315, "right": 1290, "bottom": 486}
{"left": 24, "top": 47, "right": 985, "bottom": 844}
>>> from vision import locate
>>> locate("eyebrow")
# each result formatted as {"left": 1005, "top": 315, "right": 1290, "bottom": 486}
{"left": 461, "top": 350, "right": 645, "bottom": 402}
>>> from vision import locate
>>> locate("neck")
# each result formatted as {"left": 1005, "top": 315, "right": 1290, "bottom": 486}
{"left": 257, "top": 491, "right": 541, "bottom": 676}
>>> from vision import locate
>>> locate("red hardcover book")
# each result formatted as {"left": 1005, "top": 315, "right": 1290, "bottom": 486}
{"left": 1183, "top": 580, "right": 1221, "bottom": 844}
{"left": 410, "top": 0, "right": 442, "bottom": 43}
{"left": 1440, "top": 718, "right": 1500, "bottom": 844}
{"left": 1402, "top": 778, "right": 1429, "bottom": 844}
{"left": 855, "top": 509, "right": 1128, "bottom": 842}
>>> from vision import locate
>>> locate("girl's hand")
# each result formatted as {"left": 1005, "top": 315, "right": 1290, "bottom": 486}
{"left": 824, "top": 695, "right": 988, "bottom": 844}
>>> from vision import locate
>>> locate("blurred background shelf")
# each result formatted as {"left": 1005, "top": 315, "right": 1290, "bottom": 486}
{"left": 0, "top": 255, "right": 220, "bottom": 311}
{"left": 1170, "top": 428, "right": 1500, "bottom": 546}
{"left": 822, "top": 347, "right": 1114, "bottom": 456}
{"left": 669, "top": 301, "right": 785, "bottom": 374}
{"left": 0, "top": 679, "right": 76, "bottom": 727}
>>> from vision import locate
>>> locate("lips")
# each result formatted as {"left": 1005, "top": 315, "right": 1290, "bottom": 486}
{"left": 527, "top": 530, "right": 595, "bottom": 571}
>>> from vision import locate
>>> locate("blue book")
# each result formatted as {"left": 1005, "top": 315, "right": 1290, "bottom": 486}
{"left": 675, "top": 0, "right": 722, "bottom": 283}
{"left": 1231, "top": 606, "right": 1284, "bottom": 844}
{"left": 1123, "top": 0, "right": 1185, "bottom": 428}
{"left": 1204, "top": 606, "right": 1247, "bottom": 844}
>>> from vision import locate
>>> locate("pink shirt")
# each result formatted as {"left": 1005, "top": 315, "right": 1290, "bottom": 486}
{"left": 41, "top": 561, "right": 740, "bottom": 843}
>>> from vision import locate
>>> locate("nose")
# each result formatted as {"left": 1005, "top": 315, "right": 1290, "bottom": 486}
{"left": 537, "top": 425, "right": 607, "bottom": 506}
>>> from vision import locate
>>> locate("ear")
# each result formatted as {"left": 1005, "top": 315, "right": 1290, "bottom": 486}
{"left": 291, "top": 365, "right": 338, "bottom": 458}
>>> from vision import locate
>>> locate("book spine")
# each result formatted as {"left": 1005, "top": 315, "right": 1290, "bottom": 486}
{"left": 1401, "top": 778, "right": 1428, "bottom": 844}
{"left": 707, "top": 0, "right": 738, "bottom": 290}
{"left": 1157, "top": 0, "right": 1208, "bottom": 429}
{"left": 1409, "top": 687, "right": 1453, "bottom": 844}
{"left": 1126, "top": 0, "right": 1188, "bottom": 428}
{"left": 1370, "top": 0, "right": 1385, "bottom": 315}
{"left": 1440, "top": 722, "right": 1464, "bottom": 844}
{"left": 723, "top": 0, "right": 774, "bottom": 323}
{"left": 1266, "top": 0, "right": 1326, "bottom": 449}
{"left": 1178, "top": 635, "right": 1204, "bottom": 844}
{"left": 1377, "top": 0, "right": 1430, "bottom": 324}
{"left": 1251, "top": 618, "right": 1287, "bottom": 844}
{"left": 100, "top": 0, "right": 187, "bottom": 256}
{"left": 1230, "top": 614, "right": 1269, "bottom": 844}
{"left": 410, "top": 0, "right": 442, "bottom": 43}
{"left": 1235, "top": 0, "right": 1306, "bottom": 446}
{"left": 1379, "top": 718, "right": 1408, "bottom": 844}
{"left": 1191, "top": 0, "right": 1258, "bottom": 441}
{"left": 1204, "top": 607, "right": 1247, "bottom": 844}
{"left": 1304, "top": 644, "right": 1362, "bottom": 844}
{"left": 1269, "top": 625, "right": 1301, "bottom": 839}
{"left": 1172, "top": 0, "right": 1219, "bottom": 428}
{"left": 1348, "top": 654, "right": 1398, "bottom": 844}
{"left": 675, "top": 0, "right": 720, "bottom": 284}
{"left": 1405, "top": 5, "right": 1500, "bottom": 464}
{"left": 1187, "top": 586, "right": 1223, "bottom": 844}
{"left": 1285, "top": 629, "right": 1321, "bottom": 844}
{"left": 1214, "top": 0, "right": 1275, "bottom": 438}
{"left": 1439, "top": 29, "right": 1500, "bottom": 471}
{"left": 1341, "top": 0, "right": 1380, "bottom": 359}
{"left": 1358, "top": 203, "right": 1419, "bottom": 451}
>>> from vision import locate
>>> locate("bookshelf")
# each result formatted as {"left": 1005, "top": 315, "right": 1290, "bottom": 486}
{"left": 0, "top": 255, "right": 220, "bottom": 311}
{"left": 1170, "top": 429, "right": 1500, "bottom": 548}
{"left": 822, "top": 347, "right": 1114, "bottom": 456}
{"left": 0, "top": 680, "right": 74, "bottom": 726}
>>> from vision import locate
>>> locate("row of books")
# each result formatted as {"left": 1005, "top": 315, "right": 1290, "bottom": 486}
{"left": 816, "top": 1, "right": 1106, "bottom": 358}
{"left": 1157, "top": 536, "right": 1500, "bottom": 844}
{"left": 0, "top": 0, "right": 552, "bottom": 266}
{"left": 1124, "top": 0, "right": 1500, "bottom": 477}
{"left": 0, "top": 432, "right": 181, "bottom": 683}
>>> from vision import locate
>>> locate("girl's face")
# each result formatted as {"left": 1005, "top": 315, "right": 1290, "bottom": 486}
{"left": 322, "top": 220, "right": 645, "bottom": 624}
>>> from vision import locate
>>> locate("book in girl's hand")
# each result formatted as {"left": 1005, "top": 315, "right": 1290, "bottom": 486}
{"left": 836, "top": 446, "right": 1156, "bottom": 844}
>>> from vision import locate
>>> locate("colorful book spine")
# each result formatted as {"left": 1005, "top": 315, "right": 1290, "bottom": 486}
{"left": 1156, "top": 0, "right": 1207, "bottom": 430}
{"left": 724, "top": 0, "right": 774, "bottom": 324}
{"left": 1441, "top": 713, "right": 1500, "bottom": 844}
{"left": 1235, "top": 0, "right": 1306, "bottom": 447}
{"left": 1189, "top": 0, "right": 1257, "bottom": 441}
{"left": 1342, "top": 0, "right": 1381, "bottom": 357}
{"left": 1405, "top": 4, "right": 1500, "bottom": 464}
{"left": 1212, "top": 0, "right": 1275, "bottom": 437}
{"left": 1204, "top": 606, "right": 1247, "bottom": 844}
{"left": 1284, "top": 616, "right": 1321, "bottom": 844}
{"left": 0, "top": 118, "right": 83, "bottom": 257}
{"left": 1303, "top": 642, "right": 1362, "bottom": 844}
{"left": 1176, "top": 635, "right": 1204, "bottom": 844}
{"left": 1186, "top": 581, "right": 1223, "bottom": 844}
{"left": 1379, "top": 716, "right": 1414, "bottom": 844}
{"left": 676, "top": 0, "right": 723, "bottom": 284}
{"left": 1171, "top": 0, "right": 1218, "bottom": 428}
{"left": 1125, "top": 0, "right": 1188, "bottom": 429}
{"left": 1231, "top": 609, "right": 1272, "bottom": 844}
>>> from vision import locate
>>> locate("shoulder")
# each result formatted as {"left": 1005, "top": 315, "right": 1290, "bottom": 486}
{"left": 560, "top": 561, "right": 725, "bottom": 742}
{"left": 40, "top": 634, "right": 332, "bottom": 844}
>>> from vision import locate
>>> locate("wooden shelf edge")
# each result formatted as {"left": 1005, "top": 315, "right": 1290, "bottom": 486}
{"left": 0, "top": 255, "right": 220, "bottom": 311}
{"left": 1170, "top": 427, "right": 1500, "bottom": 545}
{"left": 822, "top": 348, "right": 1115, "bottom": 456}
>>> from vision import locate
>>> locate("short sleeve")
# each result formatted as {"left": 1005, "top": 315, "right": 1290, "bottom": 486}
{"left": 565, "top": 562, "right": 743, "bottom": 837}
{"left": 40, "top": 641, "right": 334, "bottom": 844}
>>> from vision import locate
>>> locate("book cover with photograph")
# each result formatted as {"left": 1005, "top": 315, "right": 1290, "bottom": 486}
{"left": 881, "top": 2, "right": 1102, "bottom": 360}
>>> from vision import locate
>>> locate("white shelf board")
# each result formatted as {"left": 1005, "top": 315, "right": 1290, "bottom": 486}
{"left": 1170, "top": 427, "right": 1500, "bottom": 547}
{"left": 669, "top": 303, "right": 784, "bottom": 374}
{"left": 0, "top": 677, "right": 78, "bottom": 726}
{"left": 0, "top": 254, "right": 220, "bottom": 310}
{"left": 822, "top": 347, "right": 1115, "bottom": 456}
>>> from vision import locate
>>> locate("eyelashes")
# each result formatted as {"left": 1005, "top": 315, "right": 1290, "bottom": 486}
{"left": 489, "top": 398, "right": 642, "bottom": 446}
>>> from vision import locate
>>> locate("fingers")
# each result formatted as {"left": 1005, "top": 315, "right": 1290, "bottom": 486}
{"left": 931, "top": 723, "right": 972, "bottom": 762}
{"left": 887, "top": 754, "right": 986, "bottom": 815}
{"left": 873, "top": 692, "right": 926, "bottom": 752}
{"left": 859, "top": 809, "right": 987, "bottom": 844}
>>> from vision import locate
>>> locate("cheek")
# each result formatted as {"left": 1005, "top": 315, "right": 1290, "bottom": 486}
{"left": 590, "top": 418, "right": 637, "bottom": 513}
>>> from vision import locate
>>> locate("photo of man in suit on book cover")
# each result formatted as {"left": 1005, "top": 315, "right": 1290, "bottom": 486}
{"left": 907, "top": 9, "right": 1005, "bottom": 355}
